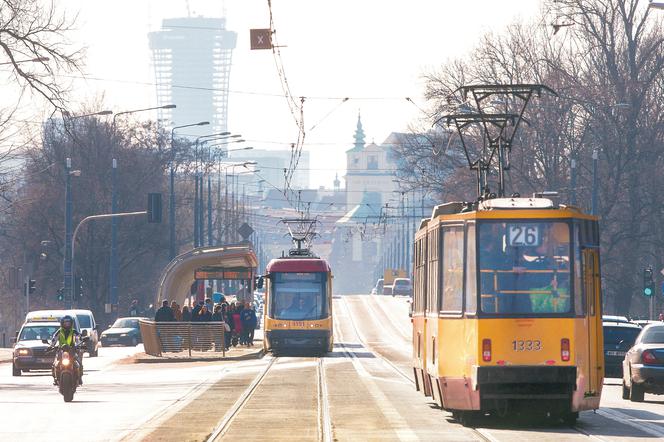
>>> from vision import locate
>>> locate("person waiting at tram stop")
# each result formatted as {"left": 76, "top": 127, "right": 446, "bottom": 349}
{"left": 155, "top": 300, "right": 176, "bottom": 322}
{"left": 241, "top": 302, "right": 258, "bottom": 347}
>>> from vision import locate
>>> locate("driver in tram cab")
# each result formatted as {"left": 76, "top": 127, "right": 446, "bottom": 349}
{"left": 511, "top": 224, "right": 570, "bottom": 314}
{"left": 281, "top": 296, "right": 309, "bottom": 320}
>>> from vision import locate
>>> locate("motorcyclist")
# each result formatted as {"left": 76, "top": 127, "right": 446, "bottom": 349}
{"left": 50, "top": 315, "right": 83, "bottom": 385}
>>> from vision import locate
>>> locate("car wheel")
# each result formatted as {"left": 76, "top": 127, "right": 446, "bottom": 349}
{"left": 622, "top": 381, "right": 630, "bottom": 400}
{"left": 12, "top": 364, "right": 21, "bottom": 377}
{"left": 630, "top": 382, "right": 645, "bottom": 402}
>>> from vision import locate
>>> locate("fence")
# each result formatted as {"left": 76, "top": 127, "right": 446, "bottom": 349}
{"left": 139, "top": 320, "right": 226, "bottom": 359}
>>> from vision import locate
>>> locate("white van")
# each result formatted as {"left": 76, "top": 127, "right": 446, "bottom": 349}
{"left": 25, "top": 310, "right": 82, "bottom": 332}
{"left": 69, "top": 309, "right": 99, "bottom": 357}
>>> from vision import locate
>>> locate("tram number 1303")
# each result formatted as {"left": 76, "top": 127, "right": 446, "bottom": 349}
{"left": 512, "top": 340, "right": 542, "bottom": 351}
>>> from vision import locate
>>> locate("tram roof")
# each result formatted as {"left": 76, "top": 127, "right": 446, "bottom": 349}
{"left": 424, "top": 197, "right": 596, "bottom": 226}
{"left": 266, "top": 257, "right": 331, "bottom": 273}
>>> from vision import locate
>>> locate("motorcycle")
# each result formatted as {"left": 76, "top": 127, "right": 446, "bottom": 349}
{"left": 43, "top": 332, "right": 89, "bottom": 402}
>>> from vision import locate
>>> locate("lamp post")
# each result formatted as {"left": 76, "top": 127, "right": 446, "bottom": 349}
{"left": 169, "top": 121, "right": 209, "bottom": 259}
{"left": 63, "top": 110, "right": 111, "bottom": 309}
{"left": 193, "top": 132, "right": 234, "bottom": 247}
{"left": 109, "top": 104, "right": 175, "bottom": 310}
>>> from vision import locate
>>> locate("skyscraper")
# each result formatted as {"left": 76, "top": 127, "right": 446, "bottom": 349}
{"left": 149, "top": 17, "right": 237, "bottom": 135}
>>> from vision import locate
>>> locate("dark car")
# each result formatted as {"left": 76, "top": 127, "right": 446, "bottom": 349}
{"left": 392, "top": 278, "right": 412, "bottom": 297}
{"left": 622, "top": 324, "right": 664, "bottom": 402}
{"left": 603, "top": 321, "right": 642, "bottom": 378}
{"left": 100, "top": 317, "right": 146, "bottom": 347}
{"left": 12, "top": 322, "right": 60, "bottom": 376}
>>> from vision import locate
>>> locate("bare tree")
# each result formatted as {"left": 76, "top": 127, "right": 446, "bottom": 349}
{"left": 0, "top": 0, "right": 82, "bottom": 110}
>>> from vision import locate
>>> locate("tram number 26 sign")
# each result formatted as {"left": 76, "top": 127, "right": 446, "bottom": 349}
{"left": 508, "top": 224, "right": 541, "bottom": 247}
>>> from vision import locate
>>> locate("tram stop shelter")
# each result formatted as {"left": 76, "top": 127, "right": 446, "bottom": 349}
{"left": 141, "top": 245, "right": 258, "bottom": 358}
{"left": 155, "top": 244, "right": 258, "bottom": 307}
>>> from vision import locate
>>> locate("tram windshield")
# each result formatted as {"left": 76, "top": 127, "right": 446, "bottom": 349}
{"left": 478, "top": 221, "right": 572, "bottom": 315}
{"left": 271, "top": 272, "right": 327, "bottom": 320}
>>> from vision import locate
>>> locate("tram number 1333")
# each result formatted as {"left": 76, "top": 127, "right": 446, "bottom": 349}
{"left": 512, "top": 340, "right": 542, "bottom": 351}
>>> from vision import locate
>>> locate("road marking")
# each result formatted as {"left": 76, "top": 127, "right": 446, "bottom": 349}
{"left": 359, "top": 295, "right": 411, "bottom": 345}
{"left": 318, "top": 358, "right": 333, "bottom": 442}
{"left": 597, "top": 408, "right": 664, "bottom": 438}
{"left": 371, "top": 296, "right": 412, "bottom": 340}
{"left": 117, "top": 370, "right": 221, "bottom": 442}
{"left": 335, "top": 299, "right": 419, "bottom": 441}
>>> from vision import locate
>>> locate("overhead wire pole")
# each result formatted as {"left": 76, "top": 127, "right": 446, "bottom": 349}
{"left": 62, "top": 110, "right": 112, "bottom": 309}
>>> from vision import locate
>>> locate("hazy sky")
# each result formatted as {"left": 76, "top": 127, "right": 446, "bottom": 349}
{"left": 31, "top": 0, "right": 543, "bottom": 188}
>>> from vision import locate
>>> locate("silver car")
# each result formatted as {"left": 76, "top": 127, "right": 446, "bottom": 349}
{"left": 622, "top": 324, "right": 664, "bottom": 402}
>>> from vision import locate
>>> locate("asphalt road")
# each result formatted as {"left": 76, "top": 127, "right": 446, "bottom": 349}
{"left": 1, "top": 296, "right": 664, "bottom": 441}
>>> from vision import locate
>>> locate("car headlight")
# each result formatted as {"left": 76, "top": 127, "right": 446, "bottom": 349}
{"left": 119, "top": 333, "right": 128, "bottom": 337}
{"left": 16, "top": 348, "right": 31, "bottom": 356}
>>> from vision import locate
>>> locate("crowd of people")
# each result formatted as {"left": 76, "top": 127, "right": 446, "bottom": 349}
{"left": 154, "top": 297, "right": 258, "bottom": 349}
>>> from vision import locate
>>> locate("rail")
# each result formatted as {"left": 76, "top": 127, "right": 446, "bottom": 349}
{"left": 139, "top": 320, "right": 226, "bottom": 358}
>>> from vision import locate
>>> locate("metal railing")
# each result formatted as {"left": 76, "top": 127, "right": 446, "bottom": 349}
{"left": 139, "top": 320, "right": 226, "bottom": 358}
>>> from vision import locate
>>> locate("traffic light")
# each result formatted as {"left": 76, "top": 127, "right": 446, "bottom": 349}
{"left": 74, "top": 276, "right": 83, "bottom": 300}
{"left": 56, "top": 288, "right": 64, "bottom": 302}
{"left": 644, "top": 267, "right": 655, "bottom": 297}
{"left": 28, "top": 279, "right": 36, "bottom": 294}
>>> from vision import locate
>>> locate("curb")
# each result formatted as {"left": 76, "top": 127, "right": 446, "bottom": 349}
{"left": 133, "top": 348, "right": 264, "bottom": 364}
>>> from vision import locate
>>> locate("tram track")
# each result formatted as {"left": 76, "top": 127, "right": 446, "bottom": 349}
{"left": 339, "top": 295, "right": 613, "bottom": 442}
{"left": 206, "top": 356, "right": 277, "bottom": 441}
{"left": 206, "top": 354, "right": 333, "bottom": 442}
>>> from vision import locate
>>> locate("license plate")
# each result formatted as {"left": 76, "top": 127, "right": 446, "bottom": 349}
{"left": 606, "top": 351, "right": 626, "bottom": 356}
{"left": 40, "top": 357, "right": 52, "bottom": 364}
{"left": 106, "top": 337, "right": 118, "bottom": 342}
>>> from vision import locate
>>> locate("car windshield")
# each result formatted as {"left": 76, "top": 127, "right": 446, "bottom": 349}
{"left": 394, "top": 280, "right": 410, "bottom": 287}
{"left": 479, "top": 221, "right": 572, "bottom": 315}
{"left": 271, "top": 272, "right": 327, "bottom": 320}
{"left": 113, "top": 318, "right": 139, "bottom": 329}
{"left": 641, "top": 327, "right": 664, "bottom": 344}
{"left": 603, "top": 326, "right": 641, "bottom": 346}
{"left": 19, "top": 325, "right": 59, "bottom": 341}
{"left": 76, "top": 315, "right": 91, "bottom": 328}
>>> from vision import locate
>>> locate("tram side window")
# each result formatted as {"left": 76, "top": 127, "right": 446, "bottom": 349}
{"left": 441, "top": 226, "right": 464, "bottom": 312}
{"left": 414, "top": 238, "right": 426, "bottom": 314}
{"left": 573, "top": 223, "right": 585, "bottom": 316}
{"left": 465, "top": 223, "right": 477, "bottom": 314}
{"left": 427, "top": 229, "right": 440, "bottom": 313}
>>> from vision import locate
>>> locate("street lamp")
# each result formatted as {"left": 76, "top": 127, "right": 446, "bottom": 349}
{"left": 62, "top": 109, "right": 111, "bottom": 309}
{"left": 169, "top": 121, "right": 209, "bottom": 259}
{"left": 108, "top": 104, "right": 175, "bottom": 309}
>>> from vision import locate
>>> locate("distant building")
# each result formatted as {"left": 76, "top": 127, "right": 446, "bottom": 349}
{"left": 229, "top": 148, "right": 310, "bottom": 194}
{"left": 344, "top": 114, "right": 398, "bottom": 208}
{"left": 148, "top": 17, "right": 237, "bottom": 135}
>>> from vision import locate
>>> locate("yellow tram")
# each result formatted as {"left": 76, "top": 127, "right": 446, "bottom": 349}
{"left": 412, "top": 196, "right": 603, "bottom": 423}
{"left": 412, "top": 84, "right": 603, "bottom": 424}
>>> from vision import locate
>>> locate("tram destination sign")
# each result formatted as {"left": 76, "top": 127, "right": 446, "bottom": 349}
{"left": 194, "top": 267, "right": 252, "bottom": 280}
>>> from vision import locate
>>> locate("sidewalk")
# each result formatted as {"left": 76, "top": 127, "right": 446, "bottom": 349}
{"left": 0, "top": 348, "right": 12, "bottom": 364}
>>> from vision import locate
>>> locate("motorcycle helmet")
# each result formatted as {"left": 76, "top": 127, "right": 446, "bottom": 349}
{"left": 60, "top": 315, "right": 73, "bottom": 329}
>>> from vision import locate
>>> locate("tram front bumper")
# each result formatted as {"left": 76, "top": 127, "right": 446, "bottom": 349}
{"left": 266, "top": 329, "right": 331, "bottom": 350}
{"left": 474, "top": 365, "right": 577, "bottom": 400}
